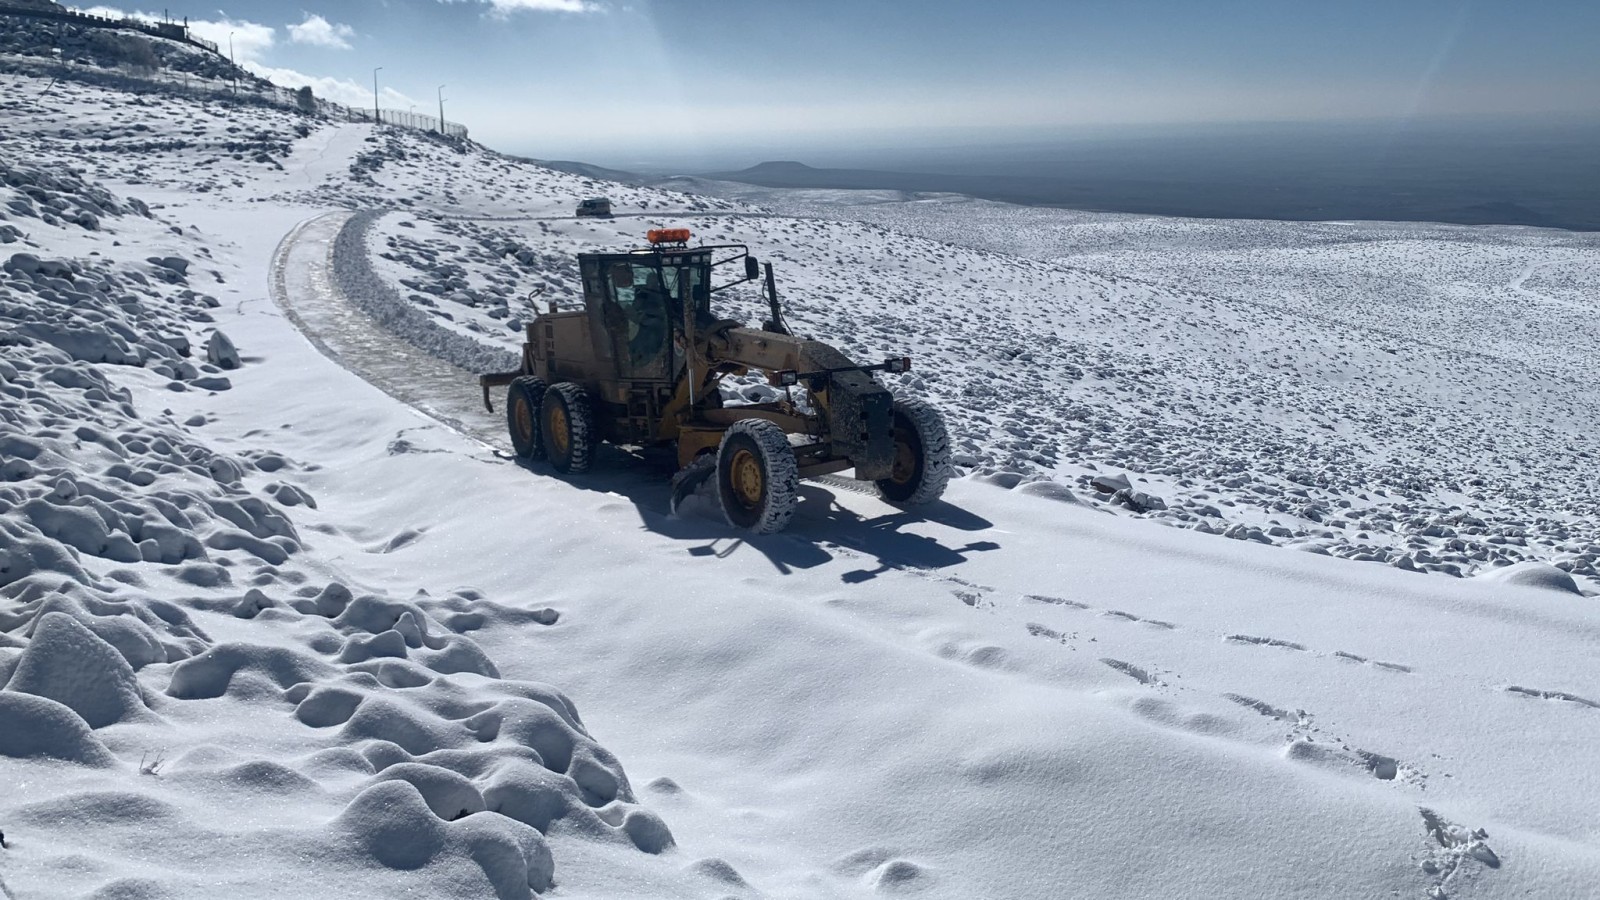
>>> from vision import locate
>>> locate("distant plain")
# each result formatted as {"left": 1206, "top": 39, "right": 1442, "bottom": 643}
{"left": 605, "top": 116, "right": 1600, "bottom": 232}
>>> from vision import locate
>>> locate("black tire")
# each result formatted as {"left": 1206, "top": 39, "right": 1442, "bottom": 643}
{"left": 540, "top": 382, "right": 595, "bottom": 473}
{"left": 876, "top": 398, "right": 951, "bottom": 505}
{"left": 717, "top": 420, "right": 799, "bottom": 534}
{"left": 506, "top": 376, "right": 547, "bottom": 460}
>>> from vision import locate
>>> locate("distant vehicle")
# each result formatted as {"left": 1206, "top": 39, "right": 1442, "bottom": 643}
{"left": 575, "top": 197, "right": 613, "bottom": 218}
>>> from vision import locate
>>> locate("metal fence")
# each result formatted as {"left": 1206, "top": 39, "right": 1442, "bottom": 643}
{"left": 0, "top": 1, "right": 472, "bottom": 141}
{"left": 348, "top": 108, "right": 469, "bottom": 140}
{"left": 4, "top": 51, "right": 469, "bottom": 141}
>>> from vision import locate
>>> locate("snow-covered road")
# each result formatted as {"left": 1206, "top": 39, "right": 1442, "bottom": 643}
{"left": 271, "top": 210, "right": 504, "bottom": 445}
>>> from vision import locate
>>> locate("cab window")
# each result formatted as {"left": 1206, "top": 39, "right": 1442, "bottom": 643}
{"left": 608, "top": 262, "right": 671, "bottom": 376}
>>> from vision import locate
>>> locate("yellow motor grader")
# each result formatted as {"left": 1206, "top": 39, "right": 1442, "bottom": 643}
{"left": 479, "top": 228, "right": 949, "bottom": 534}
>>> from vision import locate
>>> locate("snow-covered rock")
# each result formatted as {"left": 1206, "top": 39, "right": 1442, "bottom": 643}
{"left": 205, "top": 329, "right": 240, "bottom": 369}
{"left": 1474, "top": 560, "right": 1584, "bottom": 595}
{"left": 5, "top": 612, "right": 148, "bottom": 728}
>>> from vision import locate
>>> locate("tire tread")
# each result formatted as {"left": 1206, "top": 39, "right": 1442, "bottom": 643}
{"left": 877, "top": 397, "right": 952, "bottom": 505}
{"left": 507, "top": 375, "right": 548, "bottom": 460}
{"left": 542, "top": 381, "right": 594, "bottom": 473}
{"left": 718, "top": 419, "right": 799, "bottom": 534}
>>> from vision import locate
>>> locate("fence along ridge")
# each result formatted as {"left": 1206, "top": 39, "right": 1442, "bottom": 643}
{"left": 1, "top": 6, "right": 468, "bottom": 139}
{"left": 356, "top": 107, "right": 469, "bottom": 140}
{"left": 0, "top": 3, "right": 222, "bottom": 56}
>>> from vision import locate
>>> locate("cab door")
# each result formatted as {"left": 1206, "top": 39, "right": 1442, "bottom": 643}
{"left": 602, "top": 260, "right": 674, "bottom": 381}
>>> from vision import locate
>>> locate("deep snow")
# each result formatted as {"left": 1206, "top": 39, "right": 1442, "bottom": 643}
{"left": 2, "top": 69, "right": 1599, "bottom": 900}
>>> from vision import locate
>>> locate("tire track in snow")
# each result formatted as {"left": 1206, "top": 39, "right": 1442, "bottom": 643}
{"left": 1507, "top": 260, "right": 1591, "bottom": 313}
{"left": 269, "top": 210, "right": 507, "bottom": 451}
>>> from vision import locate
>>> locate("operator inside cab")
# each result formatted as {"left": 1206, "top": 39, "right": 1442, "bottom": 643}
{"left": 607, "top": 262, "right": 673, "bottom": 375}
{"left": 631, "top": 269, "right": 670, "bottom": 361}
{"left": 604, "top": 251, "right": 720, "bottom": 378}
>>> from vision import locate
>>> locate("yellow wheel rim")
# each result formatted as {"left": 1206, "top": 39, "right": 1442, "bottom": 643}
{"left": 730, "top": 448, "right": 764, "bottom": 509}
{"left": 512, "top": 395, "right": 534, "bottom": 446}
{"left": 890, "top": 429, "right": 917, "bottom": 485}
{"left": 548, "top": 403, "right": 570, "bottom": 456}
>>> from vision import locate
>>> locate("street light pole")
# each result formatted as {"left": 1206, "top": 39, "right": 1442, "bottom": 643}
{"left": 372, "top": 66, "right": 383, "bottom": 125}
{"left": 227, "top": 31, "right": 235, "bottom": 94}
{"left": 437, "top": 84, "right": 446, "bottom": 136}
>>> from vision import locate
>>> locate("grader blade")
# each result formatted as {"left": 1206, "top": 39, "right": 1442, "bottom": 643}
{"left": 669, "top": 455, "right": 718, "bottom": 516}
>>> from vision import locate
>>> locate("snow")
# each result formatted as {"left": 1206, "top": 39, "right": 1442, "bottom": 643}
{"left": 2, "top": 68, "right": 1599, "bottom": 900}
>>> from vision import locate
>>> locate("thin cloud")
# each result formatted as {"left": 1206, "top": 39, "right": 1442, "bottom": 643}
{"left": 440, "top": 0, "right": 602, "bottom": 17}
{"left": 287, "top": 13, "right": 356, "bottom": 50}
{"left": 249, "top": 63, "right": 417, "bottom": 110}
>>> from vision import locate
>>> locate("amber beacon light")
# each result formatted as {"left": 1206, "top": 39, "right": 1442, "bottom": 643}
{"left": 647, "top": 228, "right": 693, "bottom": 245}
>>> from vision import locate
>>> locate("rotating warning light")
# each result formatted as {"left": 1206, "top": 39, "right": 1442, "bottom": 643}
{"left": 647, "top": 228, "right": 692, "bottom": 245}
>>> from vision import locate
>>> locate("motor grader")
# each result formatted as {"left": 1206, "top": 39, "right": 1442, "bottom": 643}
{"left": 479, "top": 228, "right": 950, "bottom": 534}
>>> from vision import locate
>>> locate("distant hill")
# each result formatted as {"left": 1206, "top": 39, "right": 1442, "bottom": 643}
{"left": 711, "top": 160, "right": 973, "bottom": 192}
{"left": 705, "top": 161, "right": 1083, "bottom": 208}
{"left": 703, "top": 155, "right": 1600, "bottom": 231}
{"left": 522, "top": 158, "right": 649, "bottom": 187}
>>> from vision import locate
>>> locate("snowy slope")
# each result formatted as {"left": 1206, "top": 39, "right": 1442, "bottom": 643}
{"left": 2, "top": 70, "right": 1599, "bottom": 900}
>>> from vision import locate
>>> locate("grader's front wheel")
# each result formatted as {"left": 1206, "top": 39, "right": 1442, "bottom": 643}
{"left": 716, "top": 419, "right": 799, "bottom": 534}
{"left": 875, "top": 398, "right": 952, "bottom": 505}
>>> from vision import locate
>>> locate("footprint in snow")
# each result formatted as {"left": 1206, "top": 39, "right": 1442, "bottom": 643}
{"left": 1333, "top": 650, "right": 1414, "bottom": 673}
{"left": 1101, "top": 658, "right": 1160, "bottom": 685}
{"left": 1224, "top": 692, "right": 1421, "bottom": 784}
{"left": 1025, "top": 622, "right": 1077, "bottom": 645}
{"left": 1104, "top": 610, "right": 1177, "bottom": 629}
{"left": 1418, "top": 807, "right": 1501, "bottom": 895}
{"left": 1023, "top": 594, "right": 1091, "bottom": 610}
{"left": 1284, "top": 740, "right": 1405, "bottom": 782}
{"left": 953, "top": 589, "right": 988, "bottom": 608}
{"left": 1226, "top": 634, "right": 1307, "bottom": 651}
{"left": 1129, "top": 695, "right": 1236, "bottom": 736}
{"left": 1503, "top": 686, "right": 1598, "bottom": 709}
{"left": 1223, "top": 692, "right": 1297, "bottom": 721}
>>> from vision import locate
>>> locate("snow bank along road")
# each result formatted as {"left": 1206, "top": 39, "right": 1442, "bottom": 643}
{"left": 2, "top": 71, "right": 1599, "bottom": 899}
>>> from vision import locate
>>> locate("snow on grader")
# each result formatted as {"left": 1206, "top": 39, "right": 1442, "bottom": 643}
{"left": 479, "top": 228, "right": 951, "bottom": 534}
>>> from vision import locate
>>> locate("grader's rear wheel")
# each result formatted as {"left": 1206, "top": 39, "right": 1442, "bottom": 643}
{"left": 506, "top": 376, "right": 547, "bottom": 460}
{"left": 541, "top": 382, "right": 594, "bottom": 473}
{"left": 717, "top": 419, "right": 799, "bottom": 534}
{"left": 875, "top": 398, "right": 951, "bottom": 505}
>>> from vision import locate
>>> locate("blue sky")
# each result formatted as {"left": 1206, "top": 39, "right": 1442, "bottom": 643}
{"left": 79, "top": 1, "right": 1600, "bottom": 164}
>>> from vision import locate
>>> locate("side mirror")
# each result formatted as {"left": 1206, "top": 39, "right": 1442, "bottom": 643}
{"left": 744, "top": 256, "right": 760, "bottom": 280}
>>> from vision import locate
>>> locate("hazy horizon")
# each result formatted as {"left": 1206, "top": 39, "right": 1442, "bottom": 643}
{"left": 525, "top": 110, "right": 1600, "bottom": 175}
{"left": 68, "top": 1, "right": 1600, "bottom": 164}
{"left": 544, "top": 113, "right": 1600, "bottom": 232}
